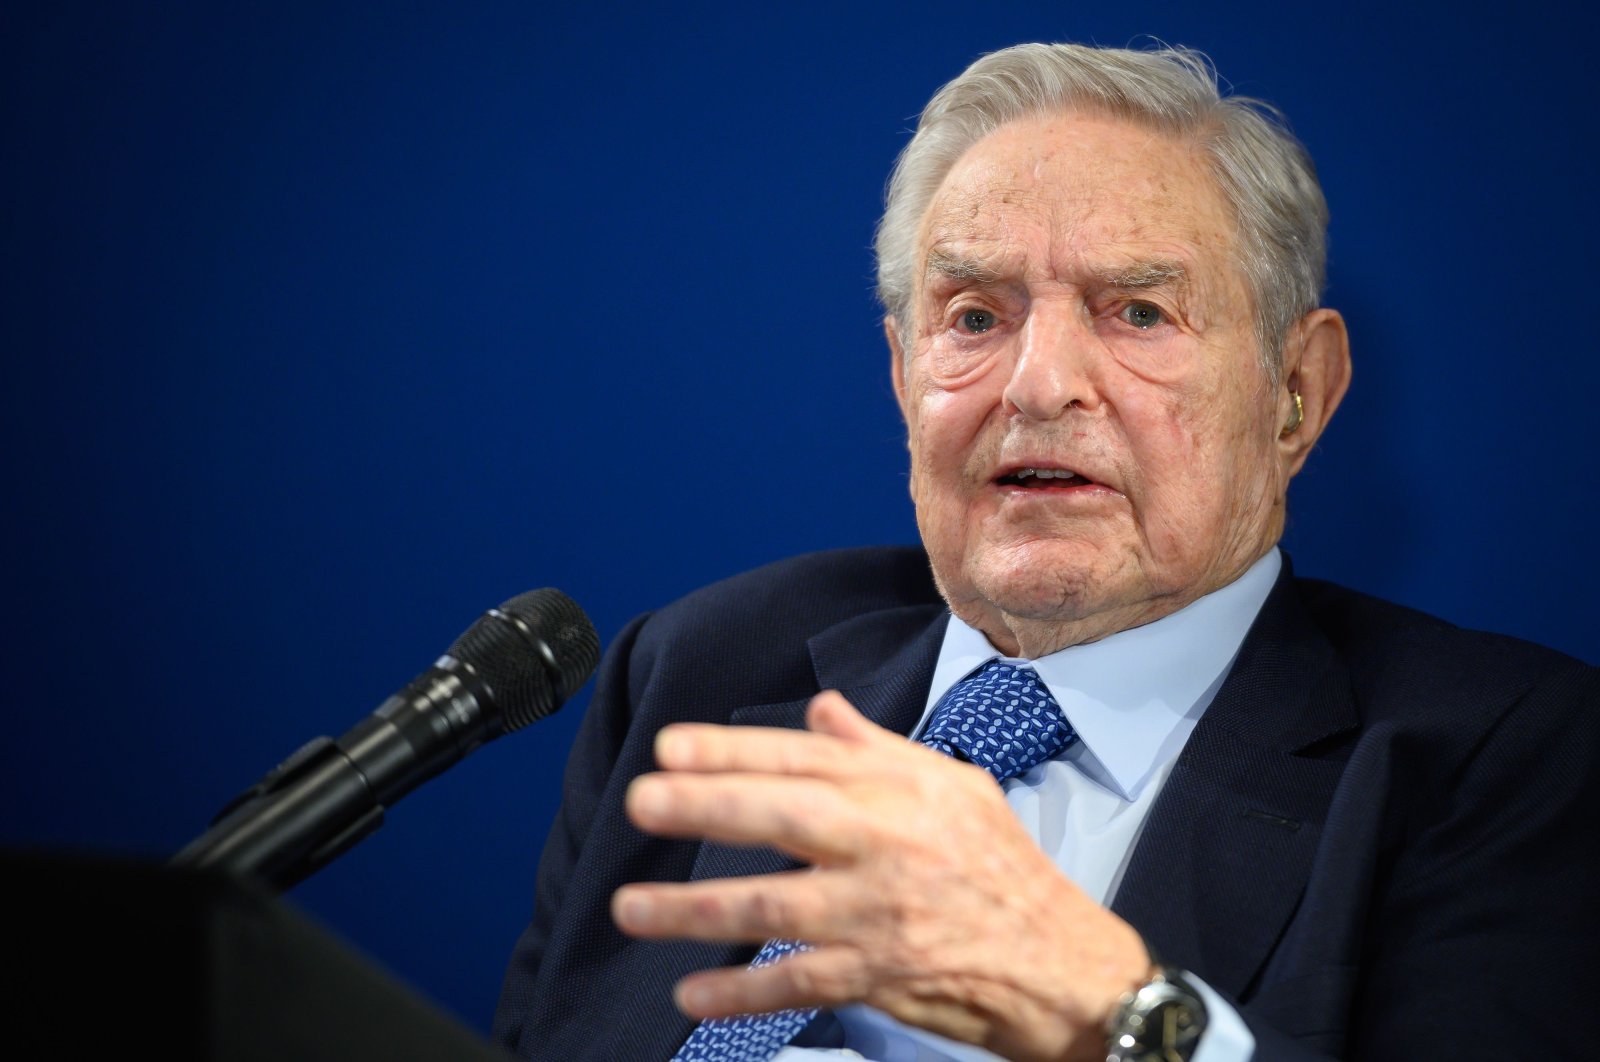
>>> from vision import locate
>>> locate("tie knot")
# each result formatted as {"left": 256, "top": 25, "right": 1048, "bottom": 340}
{"left": 918, "top": 660, "right": 1076, "bottom": 783}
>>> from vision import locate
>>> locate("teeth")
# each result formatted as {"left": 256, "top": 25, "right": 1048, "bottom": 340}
{"left": 1018, "top": 467, "right": 1075, "bottom": 480}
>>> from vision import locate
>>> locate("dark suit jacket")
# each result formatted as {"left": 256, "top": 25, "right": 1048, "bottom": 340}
{"left": 493, "top": 547, "right": 1600, "bottom": 1061}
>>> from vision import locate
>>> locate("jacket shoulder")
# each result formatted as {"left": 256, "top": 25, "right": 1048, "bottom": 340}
{"left": 623, "top": 546, "right": 943, "bottom": 712}
{"left": 648, "top": 546, "right": 940, "bottom": 644}
{"left": 1293, "top": 575, "right": 1597, "bottom": 714}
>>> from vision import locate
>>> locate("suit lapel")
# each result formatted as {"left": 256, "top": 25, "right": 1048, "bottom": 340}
{"left": 599, "top": 603, "right": 948, "bottom": 1061}
{"left": 1111, "top": 563, "right": 1358, "bottom": 999}
{"left": 601, "top": 601, "right": 947, "bottom": 1062}
{"left": 684, "top": 602, "right": 948, "bottom": 889}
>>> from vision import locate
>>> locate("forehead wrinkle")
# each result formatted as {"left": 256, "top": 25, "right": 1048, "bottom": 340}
{"left": 921, "top": 199, "right": 1074, "bottom": 291}
{"left": 919, "top": 142, "right": 1227, "bottom": 301}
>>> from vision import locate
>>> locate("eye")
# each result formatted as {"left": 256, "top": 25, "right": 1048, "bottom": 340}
{"left": 958, "top": 308, "right": 997, "bottom": 334}
{"left": 1119, "top": 301, "right": 1165, "bottom": 330}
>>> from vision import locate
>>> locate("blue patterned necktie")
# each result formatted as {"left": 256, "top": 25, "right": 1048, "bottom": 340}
{"left": 670, "top": 660, "right": 1077, "bottom": 1061}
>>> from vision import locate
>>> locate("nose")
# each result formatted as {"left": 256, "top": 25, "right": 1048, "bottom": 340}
{"left": 1001, "top": 302, "right": 1101, "bottom": 420}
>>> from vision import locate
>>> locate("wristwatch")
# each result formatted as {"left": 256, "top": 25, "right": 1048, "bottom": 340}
{"left": 1104, "top": 965, "right": 1208, "bottom": 1062}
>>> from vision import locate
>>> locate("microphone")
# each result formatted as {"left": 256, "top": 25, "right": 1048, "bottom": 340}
{"left": 172, "top": 588, "right": 600, "bottom": 890}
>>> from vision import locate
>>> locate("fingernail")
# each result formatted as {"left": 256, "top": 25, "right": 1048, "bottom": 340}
{"left": 629, "top": 777, "right": 669, "bottom": 820}
{"left": 656, "top": 727, "right": 688, "bottom": 765}
{"left": 613, "top": 889, "right": 652, "bottom": 929}
{"left": 675, "top": 981, "right": 712, "bottom": 1014}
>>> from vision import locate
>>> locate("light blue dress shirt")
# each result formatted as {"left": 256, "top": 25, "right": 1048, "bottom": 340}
{"left": 773, "top": 550, "right": 1281, "bottom": 1062}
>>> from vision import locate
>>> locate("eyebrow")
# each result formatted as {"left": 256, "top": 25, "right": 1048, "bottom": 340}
{"left": 924, "top": 249, "right": 1004, "bottom": 285}
{"left": 925, "top": 250, "right": 1190, "bottom": 293}
{"left": 1099, "top": 260, "right": 1188, "bottom": 290}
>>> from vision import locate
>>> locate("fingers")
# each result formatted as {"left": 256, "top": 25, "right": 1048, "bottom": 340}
{"left": 631, "top": 691, "right": 983, "bottom": 863}
{"left": 613, "top": 869, "right": 852, "bottom": 943}
{"left": 803, "top": 690, "right": 887, "bottom": 743}
{"left": 627, "top": 771, "right": 860, "bottom": 862}
{"left": 652, "top": 692, "right": 893, "bottom": 778}
{"left": 672, "top": 946, "right": 872, "bottom": 1020}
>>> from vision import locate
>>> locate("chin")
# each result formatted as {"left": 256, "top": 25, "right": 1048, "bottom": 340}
{"left": 963, "top": 542, "right": 1132, "bottom": 624}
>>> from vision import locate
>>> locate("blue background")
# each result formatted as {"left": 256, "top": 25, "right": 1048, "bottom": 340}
{"left": 4, "top": 0, "right": 1596, "bottom": 1037}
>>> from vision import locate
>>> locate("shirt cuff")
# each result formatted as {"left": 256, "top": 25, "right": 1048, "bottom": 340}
{"left": 1187, "top": 972, "right": 1255, "bottom": 1062}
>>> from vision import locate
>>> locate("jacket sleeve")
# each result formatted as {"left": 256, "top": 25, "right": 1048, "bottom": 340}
{"left": 491, "top": 611, "right": 653, "bottom": 1053}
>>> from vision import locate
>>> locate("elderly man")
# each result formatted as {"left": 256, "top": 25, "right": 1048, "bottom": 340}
{"left": 492, "top": 43, "right": 1599, "bottom": 1062}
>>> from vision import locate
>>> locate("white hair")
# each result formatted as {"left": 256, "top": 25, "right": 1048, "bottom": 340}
{"left": 875, "top": 43, "right": 1328, "bottom": 380}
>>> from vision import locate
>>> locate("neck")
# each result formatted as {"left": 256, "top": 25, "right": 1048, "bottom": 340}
{"left": 960, "top": 550, "right": 1280, "bottom": 659}
{"left": 972, "top": 597, "right": 1197, "bottom": 659}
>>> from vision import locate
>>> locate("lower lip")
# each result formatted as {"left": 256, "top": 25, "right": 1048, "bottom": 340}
{"left": 991, "top": 482, "right": 1121, "bottom": 508}
{"left": 994, "top": 481, "right": 1109, "bottom": 495}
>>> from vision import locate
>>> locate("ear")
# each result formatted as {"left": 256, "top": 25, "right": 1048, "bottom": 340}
{"left": 885, "top": 315, "right": 910, "bottom": 423}
{"left": 1277, "top": 307, "right": 1351, "bottom": 479}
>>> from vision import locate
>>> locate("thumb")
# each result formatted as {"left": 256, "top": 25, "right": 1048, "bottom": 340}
{"left": 805, "top": 690, "right": 890, "bottom": 744}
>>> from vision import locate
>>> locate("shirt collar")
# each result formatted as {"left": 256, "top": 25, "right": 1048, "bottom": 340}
{"left": 917, "top": 549, "right": 1282, "bottom": 800}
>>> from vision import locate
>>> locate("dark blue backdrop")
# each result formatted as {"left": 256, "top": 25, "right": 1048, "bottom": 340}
{"left": 4, "top": 0, "right": 1596, "bottom": 1037}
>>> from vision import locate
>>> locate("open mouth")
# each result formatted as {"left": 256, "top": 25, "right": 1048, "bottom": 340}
{"left": 996, "top": 466, "right": 1095, "bottom": 489}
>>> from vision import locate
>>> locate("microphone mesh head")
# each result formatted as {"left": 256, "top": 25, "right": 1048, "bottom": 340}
{"left": 447, "top": 588, "right": 600, "bottom": 733}
{"left": 497, "top": 588, "right": 601, "bottom": 703}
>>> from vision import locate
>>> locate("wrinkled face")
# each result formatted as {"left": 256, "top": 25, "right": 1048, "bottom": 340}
{"left": 892, "top": 111, "right": 1293, "bottom": 654}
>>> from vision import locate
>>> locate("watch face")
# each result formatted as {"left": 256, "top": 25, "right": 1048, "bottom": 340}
{"left": 1109, "top": 976, "right": 1207, "bottom": 1062}
{"left": 1152, "top": 997, "right": 1203, "bottom": 1060}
